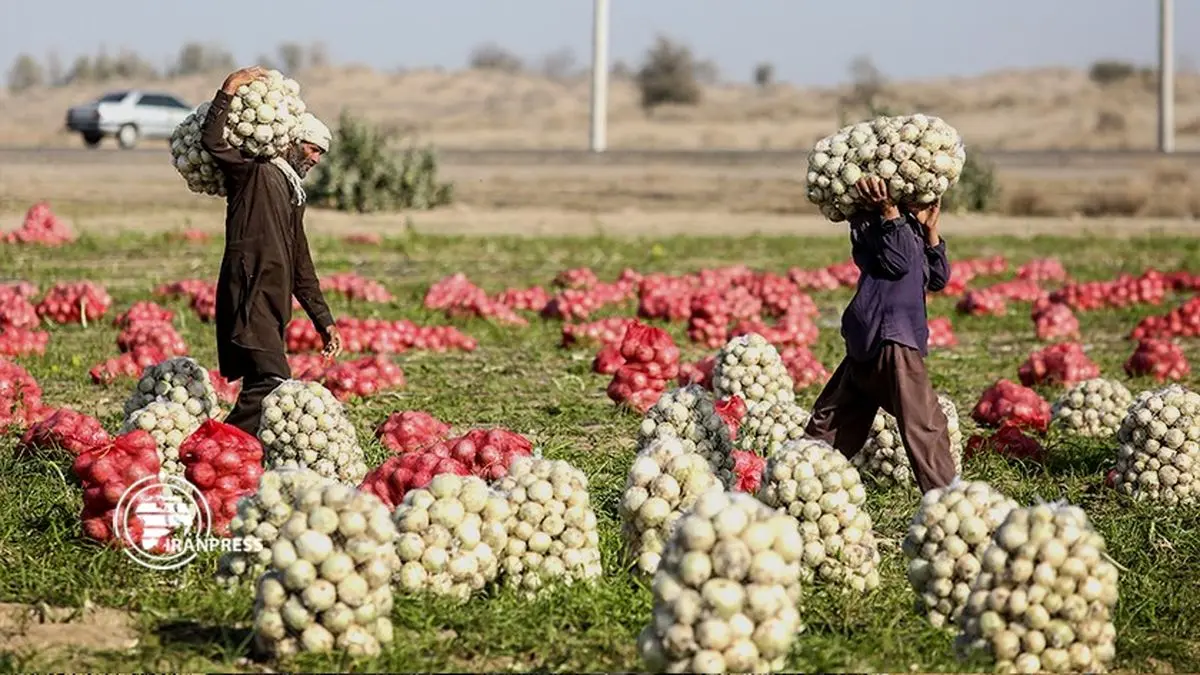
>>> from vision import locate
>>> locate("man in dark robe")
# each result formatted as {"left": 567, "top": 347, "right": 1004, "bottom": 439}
{"left": 200, "top": 65, "right": 342, "bottom": 435}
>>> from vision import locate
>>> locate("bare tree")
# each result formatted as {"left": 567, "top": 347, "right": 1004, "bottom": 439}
{"left": 7, "top": 54, "right": 45, "bottom": 92}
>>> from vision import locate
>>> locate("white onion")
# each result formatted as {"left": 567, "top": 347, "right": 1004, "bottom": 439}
{"left": 1114, "top": 384, "right": 1200, "bottom": 505}
{"left": 259, "top": 380, "right": 368, "bottom": 485}
{"left": 954, "top": 502, "right": 1119, "bottom": 673}
{"left": 493, "top": 457, "right": 603, "bottom": 595}
{"left": 902, "top": 479, "right": 1019, "bottom": 628}
{"left": 712, "top": 333, "right": 796, "bottom": 409}
{"left": 757, "top": 438, "right": 881, "bottom": 592}
{"left": 252, "top": 483, "right": 399, "bottom": 659}
{"left": 620, "top": 437, "right": 724, "bottom": 575}
{"left": 393, "top": 474, "right": 511, "bottom": 601}
{"left": 638, "top": 491, "right": 803, "bottom": 673}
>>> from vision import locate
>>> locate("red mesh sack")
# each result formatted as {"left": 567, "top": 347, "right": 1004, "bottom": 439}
{"left": 445, "top": 428, "right": 535, "bottom": 481}
{"left": 965, "top": 422, "right": 1047, "bottom": 463}
{"left": 971, "top": 379, "right": 1051, "bottom": 433}
{"left": 73, "top": 430, "right": 170, "bottom": 550}
{"left": 179, "top": 420, "right": 265, "bottom": 537}
{"left": 358, "top": 448, "right": 471, "bottom": 509}
{"left": 731, "top": 450, "right": 766, "bottom": 493}
{"left": 374, "top": 410, "right": 453, "bottom": 454}
{"left": 18, "top": 407, "right": 111, "bottom": 457}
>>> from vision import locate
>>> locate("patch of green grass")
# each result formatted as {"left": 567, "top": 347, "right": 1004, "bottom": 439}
{"left": 1, "top": 232, "right": 1199, "bottom": 672}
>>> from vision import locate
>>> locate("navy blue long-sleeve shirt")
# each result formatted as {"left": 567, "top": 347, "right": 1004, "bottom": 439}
{"left": 840, "top": 211, "right": 950, "bottom": 362}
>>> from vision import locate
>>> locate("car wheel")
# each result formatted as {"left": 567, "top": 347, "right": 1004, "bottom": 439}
{"left": 83, "top": 132, "right": 103, "bottom": 148}
{"left": 117, "top": 124, "right": 139, "bottom": 149}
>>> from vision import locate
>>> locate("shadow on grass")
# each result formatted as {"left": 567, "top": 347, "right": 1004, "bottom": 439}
{"left": 155, "top": 619, "right": 253, "bottom": 653}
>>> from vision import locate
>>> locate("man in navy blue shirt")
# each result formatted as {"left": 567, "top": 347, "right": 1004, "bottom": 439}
{"left": 804, "top": 176, "right": 958, "bottom": 493}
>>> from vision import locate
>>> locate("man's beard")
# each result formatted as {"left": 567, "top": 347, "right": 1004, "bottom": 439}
{"left": 286, "top": 145, "right": 315, "bottom": 178}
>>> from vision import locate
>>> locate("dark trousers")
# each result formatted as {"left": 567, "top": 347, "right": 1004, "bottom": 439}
{"left": 804, "top": 341, "right": 957, "bottom": 493}
{"left": 224, "top": 349, "right": 291, "bottom": 436}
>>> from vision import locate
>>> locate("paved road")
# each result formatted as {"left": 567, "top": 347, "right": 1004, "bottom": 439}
{"left": 1, "top": 145, "right": 1198, "bottom": 170}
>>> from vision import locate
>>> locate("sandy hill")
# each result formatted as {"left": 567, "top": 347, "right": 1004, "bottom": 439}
{"left": 2, "top": 66, "right": 1198, "bottom": 151}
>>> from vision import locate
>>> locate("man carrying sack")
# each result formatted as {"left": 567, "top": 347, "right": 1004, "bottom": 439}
{"left": 200, "top": 65, "right": 342, "bottom": 435}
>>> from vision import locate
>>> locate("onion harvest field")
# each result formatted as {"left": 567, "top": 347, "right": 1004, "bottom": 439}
{"left": 2, "top": 226, "right": 1200, "bottom": 673}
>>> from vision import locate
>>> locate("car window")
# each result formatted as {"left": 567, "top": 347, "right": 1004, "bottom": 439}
{"left": 160, "top": 95, "right": 191, "bottom": 109}
{"left": 138, "top": 94, "right": 175, "bottom": 108}
{"left": 97, "top": 91, "right": 128, "bottom": 104}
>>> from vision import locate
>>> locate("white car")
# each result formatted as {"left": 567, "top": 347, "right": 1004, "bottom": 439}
{"left": 65, "top": 90, "right": 196, "bottom": 149}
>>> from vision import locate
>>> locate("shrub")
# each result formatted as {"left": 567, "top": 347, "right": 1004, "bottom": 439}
{"left": 1089, "top": 60, "right": 1136, "bottom": 86}
{"left": 942, "top": 150, "right": 1000, "bottom": 213}
{"left": 307, "top": 112, "right": 454, "bottom": 213}
{"left": 634, "top": 35, "right": 702, "bottom": 112}
{"left": 468, "top": 43, "right": 523, "bottom": 73}
{"left": 753, "top": 62, "right": 774, "bottom": 89}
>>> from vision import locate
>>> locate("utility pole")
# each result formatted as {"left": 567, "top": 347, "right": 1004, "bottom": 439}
{"left": 1159, "top": 0, "right": 1175, "bottom": 153}
{"left": 589, "top": 0, "right": 609, "bottom": 153}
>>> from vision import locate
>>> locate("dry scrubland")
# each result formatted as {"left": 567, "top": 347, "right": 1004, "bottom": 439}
{"left": 3, "top": 64, "right": 1200, "bottom": 220}
{"left": 4, "top": 65, "right": 1200, "bottom": 152}
{"left": 1, "top": 232, "right": 1200, "bottom": 672}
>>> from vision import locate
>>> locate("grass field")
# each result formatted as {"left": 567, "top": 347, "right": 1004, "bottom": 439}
{"left": 2, "top": 230, "right": 1200, "bottom": 672}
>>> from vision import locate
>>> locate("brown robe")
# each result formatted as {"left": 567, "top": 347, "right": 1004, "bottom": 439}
{"left": 200, "top": 90, "right": 334, "bottom": 383}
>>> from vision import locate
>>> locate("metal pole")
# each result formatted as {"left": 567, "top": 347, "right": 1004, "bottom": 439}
{"left": 589, "top": 0, "right": 609, "bottom": 153}
{"left": 1159, "top": 0, "right": 1175, "bottom": 153}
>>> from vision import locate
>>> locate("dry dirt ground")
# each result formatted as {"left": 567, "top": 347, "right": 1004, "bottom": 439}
{"left": 0, "top": 145, "right": 1198, "bottom": 237}
{"left": 0, "top": 601, "right": 139, "bottom": 665}
{"left": 2, "top": 66, "right": 1200, "bottom": 152}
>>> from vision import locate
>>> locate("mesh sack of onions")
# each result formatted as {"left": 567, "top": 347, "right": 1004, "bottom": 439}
{"left": 1049, "top": 378, "right": 1133, "bottom": 439}
{"left": 358, "top": 448, "right": 471, "bottom": 509}
{"left": 216, "top": 468, "right": 335, "bottom": 588}
{"left": 258, "top": 380, "right": 369, "bottom": 485}
{"left": 118, "top": 400, "right": 201, "bottom": 478}
{"left": 902, "top": 479, "right": 1020, "bottom": 628}
{"left": 853, "top": 394, "right": 964, "bottom": 489}
{"left": 620, "top": 437, "right": 724, "bottom": 575}
{"left": 636, "top": 491, "right": 804, "bottom": 674}
{"left": 73, "top": 430, "right": 164, "bottom": 547}
{"left": 712, "top": 333, "right": 796, "bottom": 408}
{"left": 393, "top": 474, "right": 511, "bottom": 601}
{"left": 736, "top": 401, "right": 811, "bottom": 456}
{"left": 493, "top": 456, "right": 603, "bottom": 594}
{"left": 374, "top": 410, "right": 452, "bottom": 454}
{"left": 179, "top": 419, "right": 265, "bottom": 536}
{"left": 17, "top": 407, "right": 111, "bottom": 458}
{"left": 757, "top": 438, "right": 881, "bottom": 592}
{"left": 170, "top": 103, "right": 226, "bottom": 196}
{"left": 953, "top": 502, "right": 1120, "bottom": 673}
{"left": 251, "top": 482, "right": 399, "bottom": 659}
{"left": 805, "top": 113, "right": 966, "bottom": 223}
{"left": 122, "top": 356, "right": 220, "bottom": 422}
{"left": 1113, "top": 384, "right": 1200, "bottom": 505}
{"left": 637, "top": 384, "right": 736, "bottom": 485}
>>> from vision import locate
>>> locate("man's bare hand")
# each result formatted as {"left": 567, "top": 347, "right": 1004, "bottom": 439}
{"left": 855, "top": 176, "right": 900, "bottom": 220}
{"left": 221, "top": 66, "right": 269, "bottom": 95}
{"left": 320, "top": 324, "right": 342, "bottom": 361}
{"left": 917, "top": 199, "right": 942, "bottom": 246}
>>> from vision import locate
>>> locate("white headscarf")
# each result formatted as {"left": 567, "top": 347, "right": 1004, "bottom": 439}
{"left": 270, "top": 113, "right": 332, "bottom": 206}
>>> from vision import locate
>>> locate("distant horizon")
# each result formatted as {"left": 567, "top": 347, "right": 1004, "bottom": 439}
{"left": 3, "top": 0, "right": 1197, "bottom": 87}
